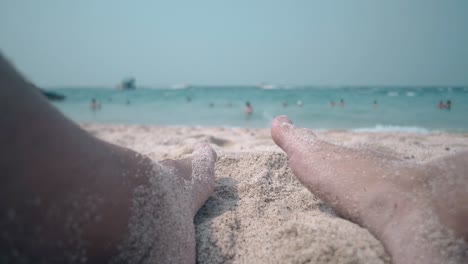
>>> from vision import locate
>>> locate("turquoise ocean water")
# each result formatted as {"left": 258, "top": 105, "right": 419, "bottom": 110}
{"left": 50, "top": 86, "right": 468, "bottom": 132}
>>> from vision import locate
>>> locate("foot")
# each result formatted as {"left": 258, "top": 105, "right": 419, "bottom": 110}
{"left": 1, "top": 131, "right": 216, "bottom": 263}
{"left": 271, "top": 115, "right": 468, "bottom": 264}
{"left": 109, "top": 142, "right": 217, "bottom": 263}
{"left": 0, "top": 53, "right": 217, "bottom": 263}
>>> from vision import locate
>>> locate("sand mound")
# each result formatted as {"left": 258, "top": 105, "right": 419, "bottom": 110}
{"left": 195, "top": 152, "right": 389, "bottom": 263}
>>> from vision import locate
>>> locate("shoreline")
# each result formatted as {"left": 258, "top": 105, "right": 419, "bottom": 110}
{"left": 81, "top": 123, "right": 468, "bottom": 162}
{"left": 81, "top": 123, "right": 468, "bottom": 263}
{"left": 80, "top": 122, "right": 468, "bottom": 135}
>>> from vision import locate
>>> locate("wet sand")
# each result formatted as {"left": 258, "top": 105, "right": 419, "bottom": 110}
{"left": 82, "top": 124, "right": 468, "bottom": 263}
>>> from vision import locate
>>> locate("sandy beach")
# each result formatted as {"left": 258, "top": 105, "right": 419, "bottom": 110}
{"left": 82, "top": 124, "right": 468, "bottom": 263}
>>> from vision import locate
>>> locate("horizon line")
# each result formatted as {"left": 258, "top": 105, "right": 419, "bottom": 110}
{"left": 42, "top": 84, "right": 468, "bottom": 89}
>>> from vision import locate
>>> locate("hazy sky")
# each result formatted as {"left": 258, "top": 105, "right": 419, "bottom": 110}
{"left": 1, "top": 0, "right": 467, "bottom": 87}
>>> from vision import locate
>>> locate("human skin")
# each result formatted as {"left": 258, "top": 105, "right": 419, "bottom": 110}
{"left": 2, "top": 51, "right": 467, "bottom": 263}
{"left": 271, "top": 115, "right": 468, "bottom": 264}
{"left": 0, "top": 53, "right": 216, "bottom": 263}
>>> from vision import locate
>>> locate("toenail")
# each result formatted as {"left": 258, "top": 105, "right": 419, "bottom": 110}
{"left": 276, "top": 115, "right": 293, "bottom": 125}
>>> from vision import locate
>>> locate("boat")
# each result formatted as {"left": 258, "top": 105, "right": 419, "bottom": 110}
{"left": 118, "top": 78, "right": 136, "bottom": 90}
{"left": 257, "top": 82, "right": 276, "bottom": 90}
{"left": 40, "top": 89, "right": 66, "bottom": 101}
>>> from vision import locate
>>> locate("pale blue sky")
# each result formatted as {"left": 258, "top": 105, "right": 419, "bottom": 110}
{"left": 1, "top": 0, "right": 467, "bottom": 87}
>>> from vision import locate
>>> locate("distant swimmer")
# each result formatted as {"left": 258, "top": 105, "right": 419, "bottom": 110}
{"left": 446, "top": 100, "right": 451, "bottom": 110}
{"left": 209, "top": 102, "right": 214, "bottom": 108}
{"left": 90, "top": 98, "right": 97, "bottom": 111}
{"left": 438, "top": 100, "right": 444, "bottom": 109}
{"left": 339, "top": 99, "right": 345, "bottom": 107}
{"left": 296, "top": 100, "right": 303, "bottom": 107}
{"left": 245, "top": 101, "right": 253, "bottom": 115}
{"left": 373, "top": 100, "right": 378, "bottom": 109}
{"left": 282, "top": 101, "right": 288, "bottom": 108}
{"left": 329, "top": 100, "right": 335, "bottom": 107}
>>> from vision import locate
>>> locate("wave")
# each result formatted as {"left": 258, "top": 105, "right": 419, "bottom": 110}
{"left": 258, "top": 84, "right": 277, "bottom": 90}
{"left": 170, "top": 83, "right": 190, "bottom": 89}
{"left": 352, "top": 125, "right": 430, "bottom": 133}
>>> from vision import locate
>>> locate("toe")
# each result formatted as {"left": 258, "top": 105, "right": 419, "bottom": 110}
{"left": 271, "top": 115, "right": 322, "bottom": 162}
{"left": 271, "top": 115, "right": 297, "bottom": 152}
{"left": 190, "top": 143, "right": 217, "bottom": 214}
{"left": 159, "top": 143, "right": 216, "bottom": 216}
{"left": 271, "top": 115, "right": 294, "bottom": 150}
{"left": 271, "top": 115, "right": 333, "bottom": 193}
{"left": 270, "top": 115, "right": 396, "bottom": 221}
{"left": 192, "top": 143, "right": 217, "bottom": 163}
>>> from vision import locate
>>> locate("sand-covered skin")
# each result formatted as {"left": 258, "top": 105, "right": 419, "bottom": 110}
{"left": 82, "top": 124, "right": 468, "bottom": 263}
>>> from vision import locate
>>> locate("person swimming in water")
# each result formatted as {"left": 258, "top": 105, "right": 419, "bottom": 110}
{"left": 329, "top": 100, "right": 335, "bottom": 107}
{"left": 446, "top": 100, "right": 452, "bottom": 110}
{"left": 90, "top": 98, "right": 97, "bottom": 111}
{"left": 438, "top": 100, "right": 444, "bottom": 109}
{"left": 245, "top": 101, "right": 253, "bottom": 115}
{"left": 339, "top": 99, "right": 345, "bottom": 107}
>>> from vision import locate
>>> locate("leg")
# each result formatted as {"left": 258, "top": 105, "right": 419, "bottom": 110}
{"left": 271, "top": 115, "right": 467, "bottom": 264}
{"left": 0, "top": 53, "right": 216, "bottom": 263}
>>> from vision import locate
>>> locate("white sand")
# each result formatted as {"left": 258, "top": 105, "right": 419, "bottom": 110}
{"left": 82, "top": 124, "right": 468, "bottom": 263}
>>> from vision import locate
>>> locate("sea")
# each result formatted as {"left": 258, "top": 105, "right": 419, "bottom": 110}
{"left": 49, "top": 86, "right": 468, "bottom": 133}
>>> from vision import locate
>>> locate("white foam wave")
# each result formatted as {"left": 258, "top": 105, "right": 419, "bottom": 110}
{"left": 171, "top": 83, "right": 189, "bottom": 89}
{"left": 352, "top": 125, "right": 430, "bottom": 133}
{"left": 256, "top": 83, "right": 277, "bottom": 90}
